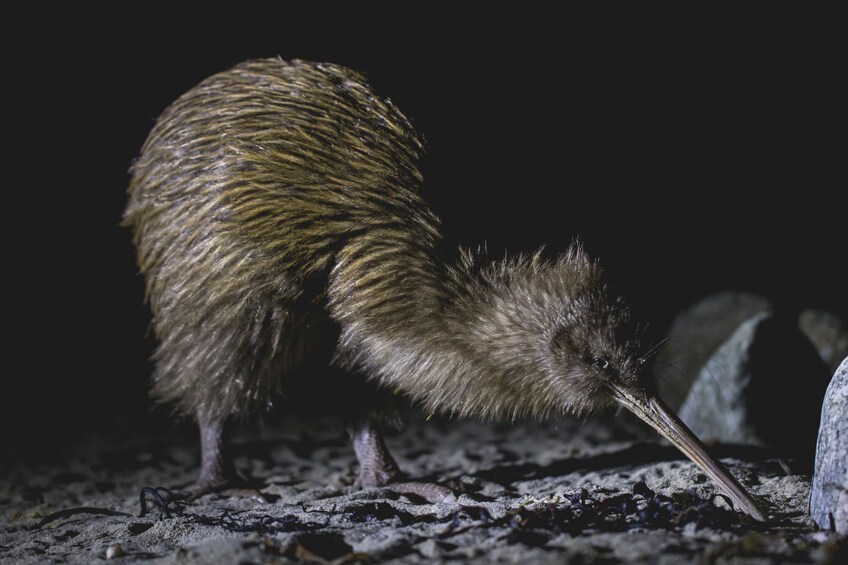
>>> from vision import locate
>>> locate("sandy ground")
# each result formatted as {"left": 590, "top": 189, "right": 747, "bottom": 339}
{"left": 1, "top": 413, "right": 844, "bottom": 564}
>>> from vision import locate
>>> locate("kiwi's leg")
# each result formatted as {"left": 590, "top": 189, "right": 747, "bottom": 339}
{"left": 347, "top": 417, "right": 455, "bottom": 504}
{"left": 182, "top": 411, "right": 266, "bottom": 502}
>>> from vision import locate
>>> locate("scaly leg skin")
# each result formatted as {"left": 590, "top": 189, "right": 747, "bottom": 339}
{"left": 181, "top": 412, "right": 267, "bottom": 503}
{"left": 348, "top": 418, "right": 456, "bottom": 504}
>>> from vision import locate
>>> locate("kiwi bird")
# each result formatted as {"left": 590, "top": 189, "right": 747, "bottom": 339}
{"left": 125, "top": 58, "right": 765, "bottom": 520}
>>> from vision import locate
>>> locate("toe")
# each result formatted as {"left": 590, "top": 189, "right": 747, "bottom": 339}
{"left": 387, "top": 481, "right": 456, "bottom": 503}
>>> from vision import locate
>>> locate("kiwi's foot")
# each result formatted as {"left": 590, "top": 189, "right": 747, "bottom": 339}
{"left": 349, "top": 416, "right": 456, "bottom": 503}
{"left": 383, "top": 481, "right": 456, "bottom": 503}
{"left": 355, "top": 467, "right": 455, "bottom": 503}
{"left": 186, "top": 412, "right": 269, "bottom": 503}
{"left": 180, "top": 478, "right": 269, "bottom": 503}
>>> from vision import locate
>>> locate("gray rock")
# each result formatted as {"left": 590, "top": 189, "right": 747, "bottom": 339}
{"left": 799, "top": 310, "right": 848, "bottom": 374}
{"left": 810, "top": 357, "right": 848, "bottom": 534}
{"left": 653, "top": 292, "right": 773, "bottom": 410}
{"left": 678, "top": 313, "right": 768, "bottom": 445}
{"left": 678, "top": 313, "right": 831, "bottom": 466}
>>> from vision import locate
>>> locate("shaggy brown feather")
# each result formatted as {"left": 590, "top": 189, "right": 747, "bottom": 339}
{"left": 125, "top": 58, "right": 639, "bottom": 425}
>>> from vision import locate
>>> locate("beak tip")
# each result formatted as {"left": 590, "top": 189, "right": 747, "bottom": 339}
{"left": 746, "top": 502, "right": 769, "bottom": 522}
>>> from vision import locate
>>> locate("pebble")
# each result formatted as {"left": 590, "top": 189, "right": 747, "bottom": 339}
{"left": 105, "top": 543, "right": 125, "bottom": 559}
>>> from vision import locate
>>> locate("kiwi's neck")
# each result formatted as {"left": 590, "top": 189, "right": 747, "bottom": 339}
{"left": 327, "top": 233, "right": 452, "bottom": 384}
{"left": 328, "top": 238, "right": 599, "bottom": 421}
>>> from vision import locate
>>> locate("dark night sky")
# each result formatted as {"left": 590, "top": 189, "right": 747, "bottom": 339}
{"left": 4, "top": 14, "right": 843, "bottom": 452}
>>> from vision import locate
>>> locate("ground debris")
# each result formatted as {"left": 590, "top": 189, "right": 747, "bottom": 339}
{"left": 186, "top": 509, "right": 315, "bottom": 534}
{"left": 32, "top": 507, "right": 132, "bottom": 530}
{"left": 497, "top": 480, "right": 742, "bottom": 545}
{"left": 0, "top": 417, "right": 828, "bottom": 563}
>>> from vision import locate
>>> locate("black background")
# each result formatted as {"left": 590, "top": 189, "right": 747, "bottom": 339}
{"left": 4, "top": 13, "right": 843, "bottom": 454}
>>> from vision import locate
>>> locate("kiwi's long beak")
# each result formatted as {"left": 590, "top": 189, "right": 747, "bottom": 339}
{"left": 610, "top": 383, "right": 767, "bottom": 521}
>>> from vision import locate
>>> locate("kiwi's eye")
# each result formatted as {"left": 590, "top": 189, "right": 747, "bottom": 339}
{"left": 592, "top": 356, "right": 610, "bottom": 371}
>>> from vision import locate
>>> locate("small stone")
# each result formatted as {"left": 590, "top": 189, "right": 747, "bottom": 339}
{"left": 799, "top": 310, "right": 848, "bottom": 374}
{"left": 810, "top": 357, "right": 848, "bottom": 534}
{"left": 105, "top": 543, "right": 125, "bottom": 559}
{"left": 678, "top": 313, "right": 830, "bottom": 466}
{"left": 653, "top": 292, "right": 773, "bottom": 410}
{"left": 417, "top": 538, "right": 440, "bottom": 559}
